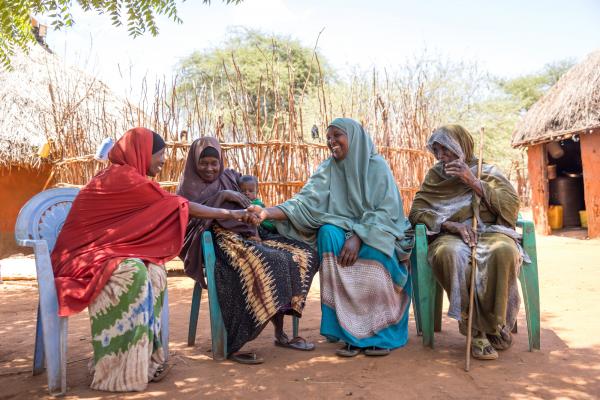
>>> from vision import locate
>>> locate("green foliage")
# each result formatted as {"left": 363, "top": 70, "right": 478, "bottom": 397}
{"left": 498, "top": 58, "right": 575, "bottom": 110}
{"left": 0, "top": 0, "right": 244, "bottom": 69}
{"left": 176, "top": 27, "right": 330, "bottom": 134}
{"left": 450, "top": 58, "right": 575, "bottom": 174}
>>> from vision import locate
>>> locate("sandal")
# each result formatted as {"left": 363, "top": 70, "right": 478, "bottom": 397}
{"left": 487, "top": 327, "right": 513, "bottom": 351}
{"left": 325, "top": 336, "right": 340, "bottom": 343}
{"left": 274, "top": 336, "right": 315, "bottom": 351}
{"left": 228, "top": 351, "right": 264, "bottom": 365}
{"left": 364, "top": 347, "right": 390, "bottom": 357}
{"left": 471, "top": 338, "right": 498, "bottom": 360}
{"left": 151, "top": 363, "right": 173, "bottom": 382}
{"left": 335, "top": 344, "right": 361, "bottom": 358}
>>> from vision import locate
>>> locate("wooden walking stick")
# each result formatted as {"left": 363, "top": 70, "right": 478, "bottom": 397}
{"left": 465, "top": 127, "right": 485, "bottom": 372}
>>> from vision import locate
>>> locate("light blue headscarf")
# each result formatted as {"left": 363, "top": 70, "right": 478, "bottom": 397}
{"left": 276, "top": 118, "right": 414, "bottom": 261}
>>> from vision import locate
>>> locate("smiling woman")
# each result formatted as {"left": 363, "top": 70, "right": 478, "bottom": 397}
{"left": 326, "top": 125, "right": 349, "bottom": 160}
{"left": 252, "top": 118, "right": 415, "bottom": 358}
{"left": 177, "top": 137, "right": 319, "bottom": 364}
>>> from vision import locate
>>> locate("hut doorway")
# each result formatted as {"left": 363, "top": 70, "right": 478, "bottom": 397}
{"left": 546, "top": 138, "right": 587, "bottom": 237}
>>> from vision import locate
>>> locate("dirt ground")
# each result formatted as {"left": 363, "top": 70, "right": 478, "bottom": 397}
{"left": 1, "top": 233, "right": 599, "bottom": 400}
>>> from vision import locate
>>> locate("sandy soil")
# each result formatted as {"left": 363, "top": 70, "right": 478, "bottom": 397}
{"left": 1, "top": 233, "right": 599, "bottom": 400}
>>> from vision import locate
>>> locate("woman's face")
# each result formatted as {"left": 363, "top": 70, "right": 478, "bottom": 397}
{"left": 431, "top": 142, "right": 459, "bottom": 164}
{"left": 197, "top": 156, "right": 220, "bottom": 182}
{"left": 147, "top": 148, "right": 165, "bottom": 177}
{"left": 326, "top": 126, "right": 349, "bottom": 161}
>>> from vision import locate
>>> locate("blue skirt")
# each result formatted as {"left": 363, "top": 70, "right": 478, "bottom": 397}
{"left": 317, "top": 224, "right": 412, "bottom": 349}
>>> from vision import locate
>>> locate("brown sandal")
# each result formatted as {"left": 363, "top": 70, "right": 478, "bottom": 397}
{"left": 228, "top": 351, "right": 264, "bottom": 365}
{"left": 487, "top": 327, "right": 513, "bottom": 351}
{"left": 151, "top": 363, "right": 173, "bottom": 382}
{"left": 275, "top": 336, "right": 315, "bottom": 351}
{"left": 471, "top": 338, "right": 498, "bottom": 360}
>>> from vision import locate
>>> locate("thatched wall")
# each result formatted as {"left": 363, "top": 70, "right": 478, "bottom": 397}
{"left": 0, "top": 44, "right": 145, "bottom": 169}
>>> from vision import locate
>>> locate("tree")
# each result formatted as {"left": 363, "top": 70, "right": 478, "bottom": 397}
{"left": 0, "top": 0, "right": 243, "bottom": 69}
{"left": 175, "top": 27, "right": 330, "bottom": 137}
{"left": 498, "top": 58, "right": 575, "bottom": 110}
{"left": 456, "top": 58, "right": 575, "bottom": 175}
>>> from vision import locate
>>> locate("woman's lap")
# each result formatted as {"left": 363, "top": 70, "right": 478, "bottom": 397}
{"left": 213, "top": 227, "right": 319, "bottom": 355}
{"left": 317, "top": 224, "right": 411, "bottom": 349}
{"left": 89, "top": 258, "right": 166, "bottom": 392}
{"left": 428, "top": 232, "right": 521, "bottom": 334}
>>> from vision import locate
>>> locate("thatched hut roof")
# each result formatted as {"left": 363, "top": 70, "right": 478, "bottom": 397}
{"left": 0, "top": 44, "right": 141, "bottom": 168}
{"left": 512, "top": 51, "right": 600, "bottom": 148}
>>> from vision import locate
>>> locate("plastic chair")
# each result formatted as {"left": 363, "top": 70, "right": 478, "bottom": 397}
{"left": 410, "top": 219, "right": 540, "bottom": 351}
{"left": 187, "top": 231, "right": 300, "bottom": 359}
{"left": 14, "top": 188, "right": 170, "bottom": 396}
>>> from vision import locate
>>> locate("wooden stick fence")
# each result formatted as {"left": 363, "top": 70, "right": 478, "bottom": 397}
{"left": 53, "top": 139, "right": 433, "bottom": 215}
{"left": 46, "top": 46, "right": 438, "bottom": 213}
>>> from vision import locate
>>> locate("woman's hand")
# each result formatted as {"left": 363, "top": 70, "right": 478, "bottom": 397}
{"left": 442, "top": 221, "right": 477, "bottom": 247}
{"left": 444, "top": 160, "right": 476, "bottom": 185}
{"left": 444, "top": 160, "right": 485, "bottom": 198}
{"left": 218, "top": 190, "right": 251, "bottom": 208}
{"left": 247, "top": 204, "right": 268, "bottom": 223}
{"left": 339, "top": 234, "right": 361, "bottom": 267}
{"left": 230, "top": 210, "right": 260, "bottom": 225}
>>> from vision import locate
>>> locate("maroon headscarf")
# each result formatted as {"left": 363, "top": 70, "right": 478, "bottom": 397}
{"left": 176, "top": 137, "right": 239, "bottom": 202}
{"left": 51, "top": 128, "right": 189, "bottom": 316}
{"left": 177, "top": 137, "right": 256, "bottom": 286}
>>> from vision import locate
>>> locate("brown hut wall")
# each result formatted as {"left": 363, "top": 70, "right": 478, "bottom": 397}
{"left": 527, "top": 144, "right": 551, "bottom": 235}
{"left": 0, "top": 165, "right": 53, "bottom": 257}
{"left": 580, "top": 132, "right": 600, "bottom": 238}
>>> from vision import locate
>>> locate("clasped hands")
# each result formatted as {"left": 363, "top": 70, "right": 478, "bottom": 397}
{"left": 217, "top": 192, "right": 274, "bottom": 227}
{"left": 233, "top": 203, "right": 361, "bottom": 267}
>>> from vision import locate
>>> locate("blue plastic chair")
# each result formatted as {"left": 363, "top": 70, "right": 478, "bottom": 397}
{"left": 187, "top": 231, "right": 300, "bottom": 359}
{"left": 410, "top": 219, "right": 541, "bottom": 351}
{"left": 14, "top": 188, "right": 170, "bottom": 396}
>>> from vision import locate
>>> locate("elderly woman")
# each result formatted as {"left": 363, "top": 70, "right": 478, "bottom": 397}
{"left": 409, "top": 124, "right": 523, "bottom": 360}
{"left": 177, "top": 137, "right": 319, "bottom": 365}
{"left": 51, "top": 128, "right": 253, "bottom": 391}
{"left": 252, "top": 118, "right": 414, "bottom": 357}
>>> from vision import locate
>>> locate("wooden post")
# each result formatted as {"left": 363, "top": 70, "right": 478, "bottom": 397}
{"left": 580, "top": 131, "right": 600, "bottom": 238}
{"left": 527, "top": 144, "right": 551, "bottom": 235}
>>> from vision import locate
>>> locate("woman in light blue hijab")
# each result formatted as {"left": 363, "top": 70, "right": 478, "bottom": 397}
{"left": 252, "top": 118, "right": 414, "bottom": 357}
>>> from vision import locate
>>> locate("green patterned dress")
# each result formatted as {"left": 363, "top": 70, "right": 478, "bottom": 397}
{"left": 88, "top": 258, "right": 166, "bottom": 392}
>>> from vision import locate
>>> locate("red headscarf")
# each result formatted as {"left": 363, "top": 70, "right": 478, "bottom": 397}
{"left": 51, "top": 128, "right": 189, "bottom": 316}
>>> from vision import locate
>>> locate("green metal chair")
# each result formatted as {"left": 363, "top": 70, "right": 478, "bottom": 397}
{"left": 187, "top": 231, "right": 299, "bottom": 360}
{"left": 410, "top": 219, "right": 540, "bottom": 351}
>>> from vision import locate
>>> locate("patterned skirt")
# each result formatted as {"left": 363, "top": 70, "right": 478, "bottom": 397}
{"left": 88, "top": 258, "right": 166, "bottom": 392}
{"left": 317, "top": 224, "right": 412, "bottom": 349}
{"left": 213, "top": 226, "right": 319, "bottom": 355}
{"left": 427, "top": 232, "right": 521, "bottom": 335}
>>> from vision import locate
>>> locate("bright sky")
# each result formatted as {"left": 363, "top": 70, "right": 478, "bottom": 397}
{"left": 43, "top": 0, "right": 600, "bottom": 98}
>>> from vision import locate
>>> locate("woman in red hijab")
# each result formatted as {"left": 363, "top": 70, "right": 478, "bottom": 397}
{"left": 51, "top": 128, "right": 253, "bottom": 392}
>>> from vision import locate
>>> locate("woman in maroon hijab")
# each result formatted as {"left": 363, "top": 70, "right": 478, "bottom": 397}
{"left": 178, "top": 137, "right": 319, "bottom": 364}
{"left": 51, "top": 128, "right": 253, "bottom": 392}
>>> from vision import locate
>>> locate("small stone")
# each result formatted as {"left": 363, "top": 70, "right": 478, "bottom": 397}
{"left": 345, "top": 391, "right": 353, "bottom": 396}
